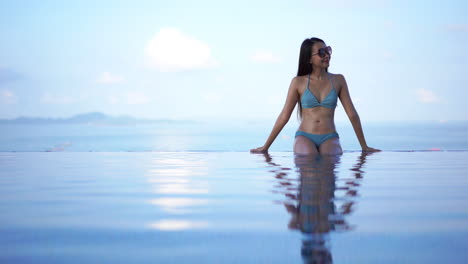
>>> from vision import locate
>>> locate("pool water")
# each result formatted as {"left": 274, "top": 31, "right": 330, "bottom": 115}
{"left": 0, "top": 151, "right": 467, "bottom": 263}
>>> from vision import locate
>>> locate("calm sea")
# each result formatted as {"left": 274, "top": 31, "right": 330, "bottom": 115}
{"left": 0, "top": 121, "right": 467, "bottom": 152}
{"left": 1, "top": 151, "right": 467, "bottom": 263}
{"left": 1, "top": 121, "right": 468, "bottom": 263}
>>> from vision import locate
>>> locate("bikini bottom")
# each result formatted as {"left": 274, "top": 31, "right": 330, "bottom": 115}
{"left": 295, "top": 130, "right": 339, "bottom": 148}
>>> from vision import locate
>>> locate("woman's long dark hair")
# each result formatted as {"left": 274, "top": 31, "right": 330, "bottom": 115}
{"left": 296, "top": 37, "right": 327, "bottom": 120}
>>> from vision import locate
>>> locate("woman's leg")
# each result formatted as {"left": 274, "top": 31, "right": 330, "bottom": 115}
{"left": 294, "top": 136, "right": 319, "bottom": 155}
{"left": 319, "top": 137, "right": 343, "bottom": 155}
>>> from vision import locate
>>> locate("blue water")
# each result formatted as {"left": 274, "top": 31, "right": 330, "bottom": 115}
{"left": 1, "top": 122, "right": 468, "bottom": 263}
{"left": 0, "top": 151, "right": 467, "bottom": 263}
{"left": 1, "top": 121, "right": 467, "bottom": 152}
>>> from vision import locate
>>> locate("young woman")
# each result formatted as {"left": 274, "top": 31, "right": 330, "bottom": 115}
{"left": 251, "top": 37, "right": 379, "bottom": 155}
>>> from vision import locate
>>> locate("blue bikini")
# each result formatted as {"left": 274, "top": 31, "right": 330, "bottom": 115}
{"left": 301, "top": 73, "right": 337, "bottom": 109}
{"left": 295, "top": 73, "right": 339, "bottom": 147}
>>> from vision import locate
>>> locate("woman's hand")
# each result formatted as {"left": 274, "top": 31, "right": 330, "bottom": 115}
{"left": 362, "top": 146, "right": 381, "bottom": 152}
{"left": 250, "top": 146, "right": 269, "bottom": 153}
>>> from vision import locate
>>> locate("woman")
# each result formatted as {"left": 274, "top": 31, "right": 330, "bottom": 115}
{"left": 251, "top": 37, "right": 379, "bottom": 155}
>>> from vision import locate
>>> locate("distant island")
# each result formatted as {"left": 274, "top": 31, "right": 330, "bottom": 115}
{"left": 0, "top": 112, "right": 195, "bottom": 125}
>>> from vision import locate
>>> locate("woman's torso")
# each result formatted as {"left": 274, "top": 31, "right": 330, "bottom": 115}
{"left": 297, "top": 73, "right": 340, "bottom": 134}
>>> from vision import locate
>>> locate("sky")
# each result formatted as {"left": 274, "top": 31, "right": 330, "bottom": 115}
{"left": 0, "top": 0, "right": 467, "bottom": 122}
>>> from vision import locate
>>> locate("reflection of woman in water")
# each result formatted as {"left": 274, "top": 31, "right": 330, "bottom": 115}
{"left": 251, "top": 37, "right": 379, "bottom": 155}
{"left": 264, "top": 152, "right": 373, "bottom": 264}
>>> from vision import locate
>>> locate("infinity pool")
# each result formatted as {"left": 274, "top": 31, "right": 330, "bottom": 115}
{"left": 1, "top": 151, "right": 467, "bottom": 263}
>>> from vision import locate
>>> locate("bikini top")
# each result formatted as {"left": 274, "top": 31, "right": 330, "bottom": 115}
{"left": 301, "top": 73, "right": 338, "bottom": 109}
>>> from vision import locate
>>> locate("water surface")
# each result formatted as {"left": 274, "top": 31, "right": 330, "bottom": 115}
{"left": 1, "top": 151, "right": 467, "bottom": 263}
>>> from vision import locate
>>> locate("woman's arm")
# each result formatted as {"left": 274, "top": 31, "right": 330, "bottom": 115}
{"left": 250, "top": 77, "right": 300, "bottom": 153}
{"left": 337, "top": 74, "right": 380, "bottom": 152}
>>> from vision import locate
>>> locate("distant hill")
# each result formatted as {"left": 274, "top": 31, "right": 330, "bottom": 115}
{"left": 0, "top": 112, "right": 193, "bottom": 125}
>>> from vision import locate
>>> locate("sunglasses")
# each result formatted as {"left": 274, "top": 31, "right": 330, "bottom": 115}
{"left": 311, "top": 46, "right": 332, "bottom": 58}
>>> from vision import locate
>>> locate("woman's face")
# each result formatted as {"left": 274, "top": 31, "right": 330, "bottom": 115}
{"left": 309, "top": 42, "right": 331, "bottom": 68}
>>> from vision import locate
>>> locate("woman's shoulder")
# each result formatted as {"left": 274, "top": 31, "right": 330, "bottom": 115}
{"left": 290, "top": 75, "right": 307, "bottom": 89}
{"left": 328, "top": 73, "right": 348, "bottom": 92}
{"left": 329, "top": 72, "right": 347, "bottom": 87}
{"left": 328, "top": 72, "right": 345, "bottom": 80}
{"left": 291, "top": 75, "right": 309, "bottom": 85}
{"left": 292, "top": 75, "right": 308, "bottom": 81}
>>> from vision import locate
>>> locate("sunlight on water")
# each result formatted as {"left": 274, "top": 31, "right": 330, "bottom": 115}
{"left": 146, "top": 155, "right": 210, "bottom": 195}
{"left": 147, "top": 219, "right": 210, "bottom": 231}
{"left": 149, "top": 198, "right": 211, "bottom": 214}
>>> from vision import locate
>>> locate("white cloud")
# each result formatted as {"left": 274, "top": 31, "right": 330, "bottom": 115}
{"left": 251, "top": 50, "right": 280, "bottom": 63}
{"left": 97, "top": 72, "right": 124, "bottom": 84}
{"left": 0, "top": 89, "right": 17, "bottom": 104}
{"left": 416, "top": 88, "right": 439, "bottom": 103}
{"left": 145, "top": 28, "right": 217, "bottom": 72}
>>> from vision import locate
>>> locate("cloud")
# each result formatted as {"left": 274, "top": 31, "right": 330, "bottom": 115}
{"left": 0, "top": 89, "right": 18, "bottom": 104}
{"left": 416, "top": 88, "right": 439, "bottom": 103}
{"left": 251, "top": 50, "right": 280, "bottom": 63}
{"left": 97, "top": 72, "right": 124, "bottom": 84}
{"left": 145, "top": 28, "right": 217, "bottom": 72}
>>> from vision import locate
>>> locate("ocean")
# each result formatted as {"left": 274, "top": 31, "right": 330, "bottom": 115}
{"left": 1, "top": 121, "right": 467, "bottom": 263}
{"left": 0, "top": 120, "right": 467, "bottom": 152}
